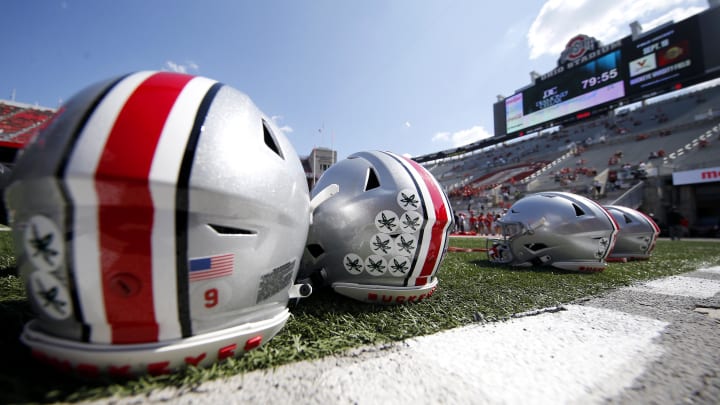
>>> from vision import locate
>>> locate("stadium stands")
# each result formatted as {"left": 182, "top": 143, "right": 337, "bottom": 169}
{"left": 1, "top": 83, "right": 719, "bottom": 235}
{"left": 0, "top": 101, "right": 55, "bottom": 166}
{"left": 423, "top": 83, "right": 720, "bottom": 232}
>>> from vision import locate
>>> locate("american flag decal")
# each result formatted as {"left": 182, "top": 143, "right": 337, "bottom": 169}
{"left": 189, "top": 253, "right": 234, "bottom": 282}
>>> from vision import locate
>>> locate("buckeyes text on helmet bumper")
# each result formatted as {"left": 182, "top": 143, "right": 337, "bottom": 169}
{"left": 332, "top": 278, "right": 439, "bottom": 304}
{"left": 23, "top": 310, "right": 290, "bottom": 377}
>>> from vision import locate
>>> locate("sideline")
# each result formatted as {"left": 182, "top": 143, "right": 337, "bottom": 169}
{"left": 92, "top": 267, "right": 720, "bottom": 404}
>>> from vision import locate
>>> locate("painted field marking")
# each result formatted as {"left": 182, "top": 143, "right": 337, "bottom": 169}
{"left": 626, "top": 274, "right": 720, "bottom": 299}
{"left": 96, "top": 268, "right": 720, "bottom": 404}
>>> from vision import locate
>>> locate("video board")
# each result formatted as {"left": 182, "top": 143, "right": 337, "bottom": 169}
{"left": 505, "top": 49, "right": 625, "bottom": 134}
{"left": 494, "top": 6, "right": 720, "bottom": 138}
{"left": 623, "top": 11, "right": 705, "bottom": 97}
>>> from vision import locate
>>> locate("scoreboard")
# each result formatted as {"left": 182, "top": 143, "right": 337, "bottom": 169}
{"left": 624, "top": 11, "right": 705, "bottom": 96}
{"left": 505, "top": 49, "right": 625, "bottom": 134}
{"left": 494, "top": 6, "right": 720, "bottom": 138}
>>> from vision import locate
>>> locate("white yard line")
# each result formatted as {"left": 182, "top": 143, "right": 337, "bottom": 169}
{"left": 106, "top": 307, "right": 670, "bottom": 404}
{"left": 626, "top": 274, "right": 720, "bottom": 298}
{"left": 698, "top": 266, "right": 720, "bottom": 275}
{"left": 93, "top": 268, "right": 720, "bottom": 404}
{"left": 306, "top": 305, "right": 669, "bottom": 404}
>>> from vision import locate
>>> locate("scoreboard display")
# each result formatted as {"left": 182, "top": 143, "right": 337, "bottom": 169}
{"left": 494, "top": 6, "right": 720, "bottom": 138}
{"left": 506, "top": 49, "right": 625, "bottom": 134}
{"left": 623, "top": 12, "right": 705, "bottom": 97}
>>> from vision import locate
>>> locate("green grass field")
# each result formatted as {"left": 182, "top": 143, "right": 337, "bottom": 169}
{"left": 2, "top": 233, "right": 719, "bottom": 403}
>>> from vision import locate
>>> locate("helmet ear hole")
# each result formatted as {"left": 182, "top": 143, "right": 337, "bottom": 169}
{"left": 572, "top": 203, "right": 585, "bottom": 217}
{"left": 262, "top": 120, "right": 284, "bottom": 159}
{"left": 364, "top": 168, "right": 380, "bottom": 191}
{"left": 525, "top": 243, "right": 548, "bottom": 251}
{"left": 306, "top": 243, "right": 325, "bottom": 258}
{"left": 208, "top": 224, "right": 256, "bottom": 235}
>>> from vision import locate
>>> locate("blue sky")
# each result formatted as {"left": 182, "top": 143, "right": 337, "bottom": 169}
{"left": 2, "top": 0, "right": 709, "bottom": 159}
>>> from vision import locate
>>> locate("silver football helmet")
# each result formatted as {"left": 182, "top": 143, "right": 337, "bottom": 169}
{"left": 299, "top": 150, "right": 453, "bottom": 304}
{"left": 5, "top": 71, "right": 313, "bottom": 376}
{"left": 604, "top": 205, "right": 660, "bottom": 261}
{"left": 487, "top": 191, "right": 619, "bottom": 272}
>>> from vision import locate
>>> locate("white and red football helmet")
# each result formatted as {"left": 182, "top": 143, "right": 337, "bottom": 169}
{"left": 299, "top": 150, "right": 453, "bottom": 304}
{"left": 5, "top": 71, "right": 314, "bottom": 376}
{"left": 604, "top": 205, "right": 660, "bottom": 261}
{"left": 488, "top": 191, "right": 619, "bottom": 272}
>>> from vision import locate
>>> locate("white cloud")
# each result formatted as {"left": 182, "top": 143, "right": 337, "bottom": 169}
{"left": 431, "top": 131, "right": 450, "bottom": 142}
{"left": 163, "top": 60, "right": 200, "bottom": 73}
{"left": 432, "top": 125, "right": 493, "bottom": 147}
{"left": 277, "top": 125, "right": 293, "bottom": 134}
{"left": 405, "top": 121, "right": 412, "bottom": 128}
{"left": 270, "top": 115, "right": 293, "bottom": 134}
{"left": 528, "top": 0, "right": 707, "bottom": 60}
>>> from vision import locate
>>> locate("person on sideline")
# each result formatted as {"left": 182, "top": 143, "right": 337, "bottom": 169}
{"left": 667, "top": 206, "right": 684, "bottom": 241}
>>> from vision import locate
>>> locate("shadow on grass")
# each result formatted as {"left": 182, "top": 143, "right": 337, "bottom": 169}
{"left": 0, "top": 284, "right": 397, "bottom": 404}
{"left": 0, "top": 298, "right": 97, "bottom": 404}
{"left": 468, "top": 259, "right": 588, "bottom": 275}
{"left": 0, "top": 294, "right": 139, "bottom": 404}
{"left": 0, "top": 265, "right": 17, "bottom": 278}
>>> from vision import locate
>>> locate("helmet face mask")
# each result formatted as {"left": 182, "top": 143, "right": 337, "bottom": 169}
{"left": 6, "top": 72, "right": 312, "bottom": 376}
{"left": 487, "top": 239, "right": 514, "bottom": 264}
{"left": 499, "top": 221, "right": 528, "bottom": 239}
{"left": 299, "top": 151, "right": 453, "bottom": 304}
{"left": 487, "top": 191, "right": 618, "bottom": 272}
{"left": 486, "top": 221, "right": 532, "bottom": 264}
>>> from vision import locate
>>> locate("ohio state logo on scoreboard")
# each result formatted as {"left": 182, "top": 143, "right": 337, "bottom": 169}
{"left": 558, "top": 34, "right": 600, "bottom": 64}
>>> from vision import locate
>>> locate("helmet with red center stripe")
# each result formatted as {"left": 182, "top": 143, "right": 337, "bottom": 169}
{"left": 487, "top": 191, "right": 619, "bottom": 272}
{"left": 299, "top": 150, "right": 453, "bottom": 304}
{"left": 5, "top": 71, "right": 313, "bottom": 376}
{"left": 604, "top": 205, "right": 660, "bottom": 261}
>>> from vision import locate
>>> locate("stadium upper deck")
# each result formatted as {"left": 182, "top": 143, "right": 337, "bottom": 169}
{"left": 423, "top": 83, "right": 720, "bottom": 234}
{"left": 0, "top": 100, "right": 55, "bottom": 165}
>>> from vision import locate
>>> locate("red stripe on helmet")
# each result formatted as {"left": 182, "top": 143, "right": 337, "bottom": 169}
{"left": 637, "top": 210, "right": 661, "bottom": 254}
{"left": 597, "top": 204, "right": 620, "bottom": 260}
{"left": 95, "top": 72, "right": 193, "bottom": 344}
{"left": 638, "top": 210, "right": 661, "bottom": 233}
{"left": 403, "top": 157, "right": 450, "bottom": 286}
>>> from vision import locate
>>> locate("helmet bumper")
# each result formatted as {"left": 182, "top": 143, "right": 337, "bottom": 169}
{"left": 332, "top": 277, "right": 438, "bottom": 304}
{"left": 22, "top": 309, "right": 290, "bottom": 377}
{"left": 551, "top": 261, "right": 608, "bottom": 273}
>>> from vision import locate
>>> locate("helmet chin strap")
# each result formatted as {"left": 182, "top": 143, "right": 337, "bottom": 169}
{"left": 309, "top": 183, "right": 339, "bottom": 224}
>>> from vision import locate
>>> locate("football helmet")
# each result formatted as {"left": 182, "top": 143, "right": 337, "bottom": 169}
{"left": 299, "top": 150, "right": 453, "bottom": 304}
{"left": 604, "top": 205, "right": 660, "bottom": 261}
{"left": 5, "top": 71, "right": 314, "bottom": 376}
{"left": 487, "top": 191, "right": 619, "bottom": 272}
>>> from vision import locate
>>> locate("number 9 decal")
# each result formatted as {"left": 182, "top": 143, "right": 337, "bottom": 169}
{"left": 204, "top": 288, "right": 219, "bottom": 308}
{"left": 190, "top": 282, "right": 230, "bottom": 316}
